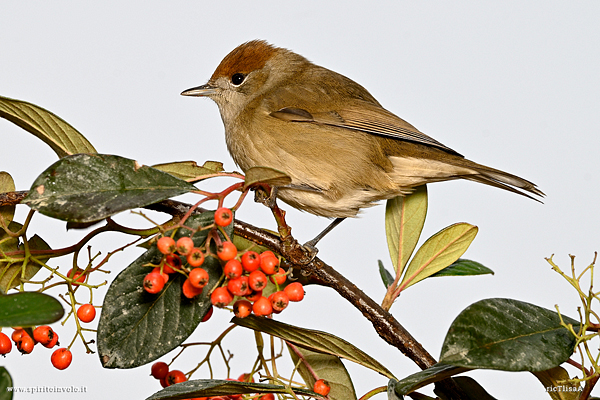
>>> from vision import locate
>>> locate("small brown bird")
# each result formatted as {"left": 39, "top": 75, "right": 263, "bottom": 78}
{"left": 182, "top": 40, "right": 542, "bottom": 240}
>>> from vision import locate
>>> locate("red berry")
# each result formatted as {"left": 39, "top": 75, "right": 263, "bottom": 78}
{"left": 270, "top": 268, "right": 287, "bottom": 285}
{"left": 313, "top": 379, "right": 330, "bottom": 396}
{"left": 143, "top": 272, "right": 165, "bottom": 294}
{"left": 182, "top": 278, "right": 203, "bottom": 298}
{"left": 214, "top": 207, "right": 233, "bottom": 226}
{"left": 67, "top": 268, "right": 86, "bottom": 286}
{"left": 245, "top": 289, "right": 262, "bottom": 302}
{"left": 270, "top": 291, "right": 289, "bottom": 313}
{"left": 252, "top": 296, "right": 273, "bottom": 317}
{"left": 241, "top": 251, "right": 261, "bottom": 272}
{"left": 224, "top": 259, "right": 243, "bottom": 279}
{"left": 43, "top": 331, "right": 59, "bottom": 348}
{"left": 233, "top": 300, "right": 253, "bottom": 318}
{"left": 260, "top": 253, "right": 279, "bottom": 275}
{"left": 248, "top": 270, "right": 268, "bottom": 291}
{"left": 217, "top": 241, "right": 237, "bottom": 261}
{"left": 151, "top": 361, "right": 169, "bottom": 380}
{"left": 189, "top": 267, "right": 209, "bottom": 289}
{"left": 157, "top": 236, "right": 176, "bottom": 255}
{"left": 227, "top": 276, "right": 250, "bottom": 297}
{"left": 11, "top": 328, "right": 25, "bottom": 342}
{"left": 259, "top": 394, "right": 275, "bottom": 400}
{"left": 187, "top": 248, "right": 205, "bottom": 267}
{"left": 17, "top": 335, "right": 34, "bottom": 354}
{"left": 237, "top": 373, "right": 254, "bottom": 382}
{"left": 210, "top": 287, "right": 233, "bottom": 308}
{"left": 164, "top": 254, "right": 182, "bottom": 273}
{"left": 165, "top": 370, "right": 186, "bottom": 386}
{"left": 201, "top": 305, "right": 214, "bottom": 322}
{"left": 176, "top": 236, "right": 195, "bottom": 256}
{"left": 33, "top": 325, "right": 56, "bottom": 346}
{"left": 51, "top": 348, "right": 72, "bottom": 370}
{"left": 77, "top": 304, "right": 96, "bottom": 323}
{"left": 0, "top": 332, "right": 12, "bottom": 355}
{"left": 284, "top": 282, "right": 305, "bottom": 302}
{"left": 152, "top": 267, "right": 169, "bottom": 284}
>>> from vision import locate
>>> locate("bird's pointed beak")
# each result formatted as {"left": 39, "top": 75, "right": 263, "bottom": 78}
{"left": 181, "top": 83, "right": 217, "bottom": 97}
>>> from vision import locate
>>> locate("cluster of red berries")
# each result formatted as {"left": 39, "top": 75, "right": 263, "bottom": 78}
{"left": 150, "top": 363, "right": 275, "bottom": 399}
{"left": 212, "top": 247, "right": 304, "bottom": 318}
{"left": 143, "top": 208, "right": 305, "bottom": 318}
{"left": 0, "top": 302, "right": 96, "bottom": 370}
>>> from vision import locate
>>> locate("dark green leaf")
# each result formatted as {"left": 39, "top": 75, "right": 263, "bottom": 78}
{"left": 287, "top": 343, "right": 357, "bottom": 400}
{"left": 430, "top": 259, "right": 494, "bottom": 278}
{"left": 23, "top": 154, "right": 197, "bottom": 223}
{"left": 243, "top": 166, "right": 292, "bottom": 190}
{"left": 395, "top": 363, "right": 468, "bottom": 395}
{"left": 232, "top": 315, "right": 395, "bottom": 379}
{"left": 0, "top": 172, "right": 15, "bottom": 224}
{"left": 387, "top": 379, "right": 403, "bottom": 400}
{"left": 0, "top": 367, "right": 13, "bottom": 400}
{"left": 0, "top": 95, "right": 96, "bottom": 158}
{"left": 146, "top": 379, "right": 316, "bottom": 400}
{"left": 446, "top": 376, "right": 498, "bottom": 400}
{"left": 440, "top": 298, "right": 579, "bottom": 371}
{"left": 378, "top": 260, "right": 395, "bottom": 288}
{"left": 98, "top": 212, "right": 228, "bottom": 369}
{"left": 0, "top": 292, "right": 64, "bottom": 327}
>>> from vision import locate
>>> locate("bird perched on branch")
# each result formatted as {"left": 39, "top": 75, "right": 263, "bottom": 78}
{"left": 182, "top": 40, "right": 543, "bottom": 243}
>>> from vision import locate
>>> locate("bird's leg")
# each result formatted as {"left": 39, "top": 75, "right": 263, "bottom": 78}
{"left": 255, "top": 186, "right": 293, "bottom": 242}
{"left": 303, "top": 217, "right": 346, "bottom": 253}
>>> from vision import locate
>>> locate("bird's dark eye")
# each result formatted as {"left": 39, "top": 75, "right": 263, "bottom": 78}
{"left": 231, "top": 73, "right": 245, "bottom": 86}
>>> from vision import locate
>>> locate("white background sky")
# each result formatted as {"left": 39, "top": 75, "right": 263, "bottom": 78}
{"left": 1, "top": 2, "right": 600, "bottom": 399}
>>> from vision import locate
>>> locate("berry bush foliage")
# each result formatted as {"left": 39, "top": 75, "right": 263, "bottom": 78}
{"left": 0, "top": 94, "right": 598, "bottom": 400}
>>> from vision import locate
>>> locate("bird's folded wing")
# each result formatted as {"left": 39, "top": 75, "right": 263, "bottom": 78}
{"left": 270, "top": 102, "right": 462, "bottom": 156}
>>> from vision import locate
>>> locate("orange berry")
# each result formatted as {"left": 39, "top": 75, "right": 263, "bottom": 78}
{"left": 252, "top": 296, "right": 272, "bottom": 317}
{"left": 284, "top": 282, "right": 305, "bottom": 302}
{"left": 33, "top": 325, "right": 56, "bottom": 346}
{"left": 214, "top": 207, "right": 233, "bottom": 226}
{"left": 0, "top": 332, "right": 12, "bottom": 355}
{"left": 144, "top": 272, "right": 165, "bottom": 294}
{"left": 182, "top": 278, "right": 203, "bottom": 298}
{"left": 233, "top": 300, "right": 252, "bottom": 318}
{"left": 176, "top": 236, "right": 194, "bottom": 256}
{"left": 151, "top": 361, "right": 169, "bottom": 380}
{"left": 313, "top": 379, "right": 330, "bottom": 396}
{"left": 217, "top": 241, "right": 237, "bottom": 261}
{"left": 189, "top": 267, "right": 209, "bottom": 289}
{"left": 77, "top": 304, "right": 96, "bottom": 323}
{"left": 157, "top": 236, "right": 176, "bottom": 255}
{"left": 51, "top": 348, "right": 72, "bottom": 370}
{"left": 187, "top": 248, "right": 205, "bottom": 267}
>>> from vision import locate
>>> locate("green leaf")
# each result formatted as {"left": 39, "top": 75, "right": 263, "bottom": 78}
{"left": 387, "top": 379, "right": 403, "bottom": 400}
{"left": 232, "top": 315, "right": 395, "bottom": 379}
{"left": 146, "top": 379, "right": 316, "bottom": 400}
{"left": 98, "top": 212, "right": 228, "bottom": 369}
{"left": 532, "top": 366, "right": 581, "bottom": 400}
{"left": 243, "top": 166, "right": 292, "bottom": 190}
{"left": 0, "top": 367, "right": 13, "bottom": 400}
{"left": 0, "top": 292, "right": 64, "bottom": 327}
{"left": 378, "top": 260, "right": 394, "bottom": 288}
{"left": 446, "top": 377, "right": 498, "bottom": 400}
{"left": 0, "top": 95, "right": 96, "bottom": 158}
{"left": 0, "top": 222, "right": 51, "bottom": 294}
{"left": 394, "top": 363, "right": 468, "bottom": 395}
{"left": 152, "top": 160, "right": 224, "bottom": 182}
{"left": 288, "top": 343, "right": 357, "bottom": 400}
{"left": 385, "top": 186, "right": 427, "bottom": 274}
{"left": 430, "top": 258, "right": 494, "bottom": 278}
{"left": 400, "top": 223, "right": 477, "bottom": 290}
{"left": 439, "top": 298, "right": 580, "bottom": 371}
{"left": 0, "top": 172, "right": 15, "bottom": 224}
{"left": 23, "top": 154, "right": 197, "bottom": 223}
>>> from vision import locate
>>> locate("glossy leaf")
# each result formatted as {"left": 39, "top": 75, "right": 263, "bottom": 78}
{"left": 400, "top": 223, "right": 477, "bottom": 290}
{"left": 387, "top": 379, "right": 403, "bottom": 400}
{"left": 152, "top": 160, "right": 224, "bottom": 182}
{"left": 0, "top": 292, "right": 64, "bottom": 327}
{"left": 0, "top": 367, "right": 13, "bottom": 400}
{"left": 440, "top": 298, "right": 579, "bottom": 371}
{"left": 378, "top": 260, "right": 394, "bottom": 288}
{"left": 0, "top": 222, "right": 50, "bottom": 294}
{"left": 394, "top": 363, "right": 468, "bottom": 395}
{"left": 146, "top": 379, "right": 316, "bottom": 400}
{"left": 0, "top": 172, "right": 15, "bottom": 224}
{"left": 232, "top": 315, "right": 395, "bottom": 379}
{"left": 243, "top": 166, "right": 292, "bottom": 190}
{"left": 288, "top": 343, "right": 357, "bottom": 400}
{"left": 532, "top": 366, "right": 581, "bottom": 400}
{"left": 0, "top": 95, "right": 96, "bottom": 158}
{"left": 430, "top": 258, "right": 494, "bottom": 278}
{"left": 24, "top": 154, "right": 197, "bottom": 223}
{"left": 447, "top": 377, "right": 498, "bottom": 400}
{"left": 385, "top": 186, "right": 427, "bottom": 275}
{"left": 98, "top": 212, "right": 228, "bottom": 369}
